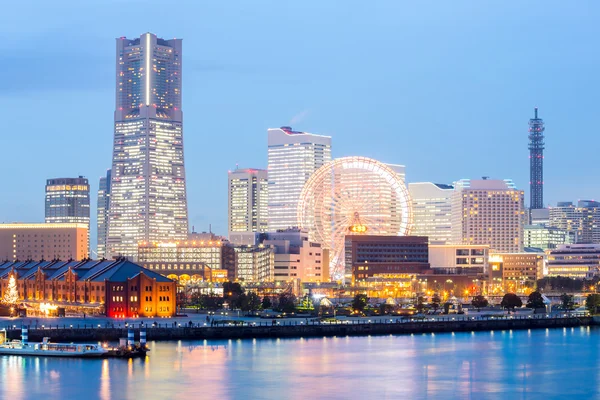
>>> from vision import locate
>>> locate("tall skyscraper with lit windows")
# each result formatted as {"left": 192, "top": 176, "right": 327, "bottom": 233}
{"left": 97, "top": 169, "right": 111, "bottom": 259}
{"left": 107, "top": 33, "right": 188, "bottom": 259}
{"left": 267, "top": 126, "right": 331, "bottom": 231}
{"left": 228, "top": 168, "right": 268, "bottom": 237}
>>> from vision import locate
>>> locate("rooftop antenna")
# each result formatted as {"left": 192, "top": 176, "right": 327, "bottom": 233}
{"left": 534, "top": 107, "right": 538, "bottom": 119}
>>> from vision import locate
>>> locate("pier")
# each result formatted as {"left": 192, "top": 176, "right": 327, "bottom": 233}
{"left": 2, "top": 314, "right": 593, "bottom": 343}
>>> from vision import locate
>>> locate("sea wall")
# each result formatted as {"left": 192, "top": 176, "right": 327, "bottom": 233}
{"left": 4, "top": 316, "right": 593, "bottom": 342}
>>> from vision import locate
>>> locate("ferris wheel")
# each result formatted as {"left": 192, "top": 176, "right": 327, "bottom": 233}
{"left": 297, "top": 156, "right": 413, "bottom": 281}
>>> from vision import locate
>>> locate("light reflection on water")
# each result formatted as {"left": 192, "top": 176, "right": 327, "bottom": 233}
{"left": 0, "top": 327, "right": 599, "bottom": 399}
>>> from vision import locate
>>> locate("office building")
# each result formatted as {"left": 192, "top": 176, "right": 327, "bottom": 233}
{"left": 267, "top": 126, "right": 331, "bottom": 231}
{"left": 428, "top": 244, "right": 489, "bottom": 274}
{"left": 0, "top": 223, "right": 88, "bottom": 261}
{"left": 228, "top": 168, "right": 268, "bottom": 238}
{"left": 263, "top": 228, "right": 329, "bottom": 283}
{"left": 234, "top": 245, "right": 274, "bottom": 283}
{"left": 0, "top": 259, "right": 176, "bottom": 318}
{"left": 524, "top": 224, "right": 572, "bottom": 251}
{"left": 107, "top": 33, "right": 188, "bottom": 259}
{"left": 346, "top": 236, "right": 430, "bottom": 289}
{"left": 97, "top": 169, "right": 112, "bottom": 259}
{"left": 546, "top": 244, "right": 600, "bottom": 279}
{"left": 549, "top": 201, "right": 600, "bottom": 244}
{"left": 528, "top": 107, "right": 545, "bottom": 210}
{"left": 451, "top": 179, "right": 525, "bottom": 253}
{"left": 45, "top": 177, "right": 90, "bottom": 250}
{"left": 408, "top": 182, "right": 453, "bottom": 244}
{"left": 494, "top": 253, "right": 544, "bottom": 293}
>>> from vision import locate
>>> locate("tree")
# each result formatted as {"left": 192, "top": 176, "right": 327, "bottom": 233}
{"left": 276, "top": 293, "right": 297, "bottom": 313}
{"left": 431, "top": 294, "right": 441, "bottom": 312}
{"left": 415, "top": 296, "right": 425, "bottom": 313}
{"left": 500, "top": 293, "right": 522, "bottom": 312}
{"left": 261, "top": 296, "right": 272, "bottom": 310}
{"left": 560, "top": 293, "right": 574, "bottom": 311}
{"left": 241, "top": 292, "right": 261, "bottom": 312}
{"left": 585, "top": 294, "right": 600, "bottom": 314}
{"left": 471, "top": 295, "right": 489, "bottom": 311}
{"left": 223, "top": 282, "right": 244, "bottom": 298}
{"left": 352, "top": 294, "right": 368, "bottom": 313}
{"left": 2, "top": 275, "right": 18, "bottom": 306}
{"left": 527, "top": 291, "right": 545, "bottom": 309}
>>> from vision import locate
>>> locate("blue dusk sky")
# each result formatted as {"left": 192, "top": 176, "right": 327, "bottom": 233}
{"left": 0, "top": 1, "right": 599, "bottom": 250}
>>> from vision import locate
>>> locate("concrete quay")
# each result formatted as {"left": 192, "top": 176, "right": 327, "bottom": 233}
{"left": 3, "top": 314, "right": 593, "bottom": 343}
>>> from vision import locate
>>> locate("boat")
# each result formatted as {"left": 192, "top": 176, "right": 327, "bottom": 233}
{"left": 0, "top": 328, "right": 107, "bottom": 358}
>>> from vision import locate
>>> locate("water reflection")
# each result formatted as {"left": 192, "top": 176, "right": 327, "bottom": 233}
{"left": 1, "top": 328, "right": 599, "bottom": 399}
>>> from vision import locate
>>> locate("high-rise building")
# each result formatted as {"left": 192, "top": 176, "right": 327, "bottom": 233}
{"left": 267, "top": 126, "right": 331, "bottom": 231}
{"left": 228, "top": 168, "right": 268, "bottom": 238}
{"left": 408, "top": 182, "right": 453, "bottom": 244}
{"left": 45, "top": 177, "right": 90, "bottom": 251}
{"left": 97, "top": 169, "right": 112, "bottom": 259}
{"left": 528, "top": 107, "right": 545, "bottom": 210}
{"left": 0, "top": 223, "right": 88, "bottom": 261}
{"left": 549, "top": 200, "right": 600, "bottom": 244}
{"left": 107, "top": 33, "right": 188, "bottom": 259}
{"left": 451, "top": 179, "right": 525, "bottom": 253}
{"left": 45, "top": 177, "right": 90, "bottom": 226}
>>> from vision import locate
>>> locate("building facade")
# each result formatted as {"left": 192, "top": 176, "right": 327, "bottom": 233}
{"left": 451, "top": 179, "right": 524, "bottom": 253}
{"left": 45, "top": 177, "right": 90, "bottom": 250}
{"left": 267, "top": 126, "right": 331, "bottom": 231}
{"left": 0, "top": 259, "right": 176, "bottom": 318}
{"left": 528, "top": 107, "right": 545, "bottom": 210}
{"left": 345, "top": 236, "right": 430, "bottom": 286}
{"left": 524, "top": 224, "right": 572, "bottom": 251}
{"left": 549, "top": 201, "right": 600, "bottom": 244}
{"left": 428, "top": 244, "right": 489, "bottom": 274}
{"left": 107, "top": 33, "right": 188, "bottom": 259}
{"left": 138, "top": 239, "right": 236, "bottom": 281}
{"left": 408, "top": 182, "right": 453, "bottom": 244}
{"left": 499, "top": 253, "right": 544, "bottom": 293}
{"left": 546, "top": 244, "right": 600, "bottom": 279}
{"left": 228, "top": 168, "right": 268, "bottom": 238}
{"left": 234, "top": 245, "right": 275, "bottom": 283}
{"left": 0, "top": 223, "right": 88, "bottom": 261}
{"left": 263, "top": 228, "right": 329, "bottom": 283}
{"left": 97, "top": 169, "right": 112, "bottom": 259}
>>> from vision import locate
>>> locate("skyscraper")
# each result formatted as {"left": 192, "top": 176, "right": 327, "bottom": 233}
{"left": 451, "top": 178, "right": 524, "bottom": 253}
{"left": 528, "top": 107, "right": 545, "bottom": 209}
{"left": 267, "top": 126, "right": 331, "bottom": 231}
{"left": 45, "top": 177, "right": 90, "bottom": 250}
{"left": 228, "top": 168, "right": 268, "bottom": 238}
{"left": 45, "top": 177, "right": 90, "bottom": 226}
{"left": 408, "top": 182, "right": 454, "bottom": 244}
{"left": 97, "top": 169, "right": 111, "bottom": 259}
{"left": 107, "top": 33, "right": 188, "bottom": 259}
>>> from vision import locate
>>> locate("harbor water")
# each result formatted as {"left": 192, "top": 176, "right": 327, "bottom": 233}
{"left": 1, "top": 327, "right": 599, "bottom": 399}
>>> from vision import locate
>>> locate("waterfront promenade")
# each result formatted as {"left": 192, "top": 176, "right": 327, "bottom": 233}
{"left": 1, "top": 313, "right": 591, "bottom": 342}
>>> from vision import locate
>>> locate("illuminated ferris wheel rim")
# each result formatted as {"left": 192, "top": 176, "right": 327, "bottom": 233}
{"left": 297, "top": 156, "right": 413, "bottom": 239}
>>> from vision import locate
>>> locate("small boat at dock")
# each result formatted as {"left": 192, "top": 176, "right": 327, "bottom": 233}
{"left": 0, "top": 328, "right": 106, "bottom": 357}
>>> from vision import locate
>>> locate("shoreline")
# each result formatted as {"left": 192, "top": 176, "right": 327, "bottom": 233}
{"left": 3, "top": 315, "right": 593, "bottom": 343}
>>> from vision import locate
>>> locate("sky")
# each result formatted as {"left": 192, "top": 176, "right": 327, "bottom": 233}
{"left": 0, "top": 1, "right": 599, "bottom": 253}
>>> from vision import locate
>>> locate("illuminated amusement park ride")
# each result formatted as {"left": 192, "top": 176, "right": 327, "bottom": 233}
{"left": 298, "top": 156, "right": 413, "bottom": 281}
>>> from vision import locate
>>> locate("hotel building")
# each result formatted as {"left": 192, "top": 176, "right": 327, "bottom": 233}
{"left": 228, "top": 168, "right": 268, "bottom": 239}
{"left": 267, "top": 126, "right": 331, "bottom": 231}
{"left": 408, "top": 182, "right": 454, "bottom": 244}
{"left": 107, "top": 33, "right": 188, "bottom": 259}
{"left": 451, "top": 179, "right": 524, "bottom": 253}
{"left": 0, "top": 223, "right": 88, "bottom": 261}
